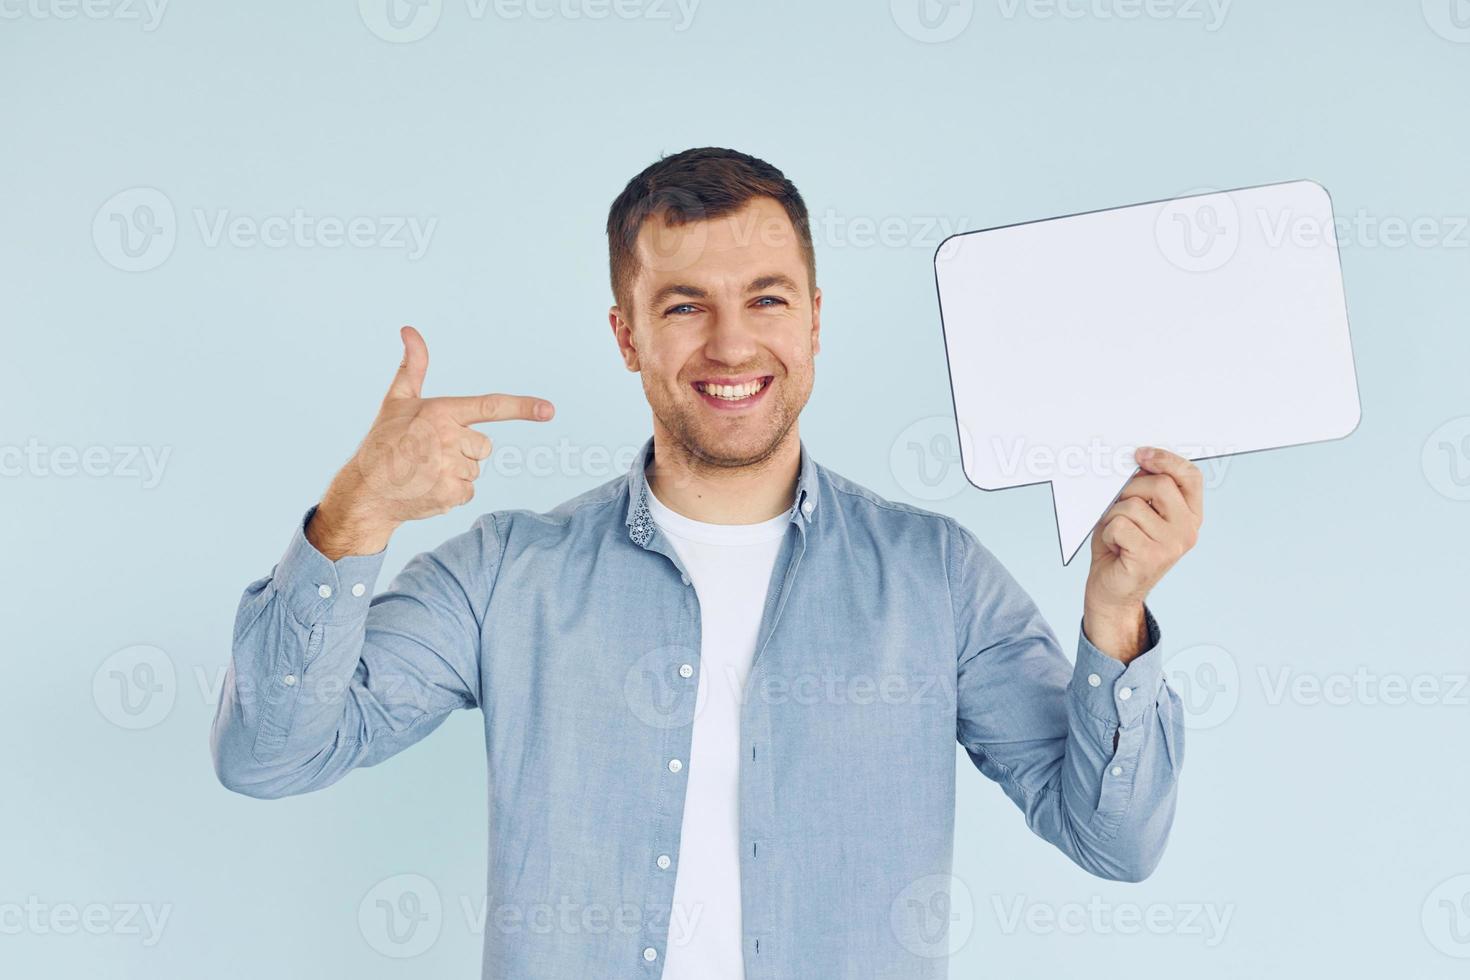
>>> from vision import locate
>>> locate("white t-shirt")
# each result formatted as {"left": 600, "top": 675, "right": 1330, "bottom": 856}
{"left": 645, "top": 486, "right": 789, "bottom": 979}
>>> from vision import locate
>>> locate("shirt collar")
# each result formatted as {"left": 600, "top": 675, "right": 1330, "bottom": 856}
{"left": 624, "top": 435, "right": 820, "bottom": 548}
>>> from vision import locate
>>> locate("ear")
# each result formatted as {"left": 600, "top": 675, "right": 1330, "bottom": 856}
{"left": 810, "top": 287, "right": 822, "bottom": 356}
{"left": 609, "top": 306, "right": 640, "bottom": 372}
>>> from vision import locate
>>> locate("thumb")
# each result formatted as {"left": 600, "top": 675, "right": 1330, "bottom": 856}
{"left": 386, "top": 325, "right": 428, "bottom": 400}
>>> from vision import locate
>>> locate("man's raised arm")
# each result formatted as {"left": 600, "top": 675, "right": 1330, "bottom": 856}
{"left": 953, "top": 447, "right": 1202, "bottom": 882}
{"left": 210, "top": 326, "right": 553, "bottom": 799}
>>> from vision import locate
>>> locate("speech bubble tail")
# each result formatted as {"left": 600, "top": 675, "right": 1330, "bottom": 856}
{"left": 1051, "top": 473, "right": 1133, "bottom": 566}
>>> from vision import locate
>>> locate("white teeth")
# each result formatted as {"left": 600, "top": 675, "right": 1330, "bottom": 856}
{"left": 701, "top": 379, "right": 765, "bottom": 400}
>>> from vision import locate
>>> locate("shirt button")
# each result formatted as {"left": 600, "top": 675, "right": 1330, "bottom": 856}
{"left": 656, "top": 854, "right": 671, "bottom": 870}
{"left": 1118, "top": 687, "right": 1133, "bottom": 701}
{"left": 1087, "top": 673, "right": 1101, "bottom": 687}
{"left": 283, "top": 674, "right": 297, "bottom": 687}
{"left": 317, "top": 584, "right": 332, "bottom": 599}
{"left": 680, "top": 573, "right": 690, "bottom": 586}
{"left": 351, "top": 583, "right": 366, "bottom": 597}
{"left": 668, "top": 759, "right": 683, "bottom": 773}
{"left": 678, "top": 664, "right": 693, "bottom": 678}
{"left": 1111, "top": 765, "right": 1123, "bottom": 776}
{"left": 643, "top": 947, "right": 657, "bottom": 962}
{"left": 801, "top": 499, "right": 815, "bottom": 517}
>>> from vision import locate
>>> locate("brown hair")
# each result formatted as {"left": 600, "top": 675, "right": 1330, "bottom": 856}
{"left": 605, "top": 147, "right": 816, "bottom": 313}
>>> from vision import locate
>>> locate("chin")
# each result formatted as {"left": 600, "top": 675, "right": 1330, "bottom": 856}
{"left": 686, "top": 420, "right": 791, "bottom": 468}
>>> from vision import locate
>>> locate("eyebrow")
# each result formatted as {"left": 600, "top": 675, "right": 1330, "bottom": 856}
{"left": 647, "top": 273, "right": 802, "bottom": 312}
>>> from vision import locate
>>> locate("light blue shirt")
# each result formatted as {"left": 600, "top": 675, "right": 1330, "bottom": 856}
{"left": 211, "top": 436, "right": 1185, "bottom": 978}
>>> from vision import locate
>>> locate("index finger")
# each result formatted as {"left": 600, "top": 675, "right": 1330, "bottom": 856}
{"left": 439, "top": 393, "right": 555, "bottom": 425}
{"left": 1135, "top": 446, "right": 1204, "bottom": 517}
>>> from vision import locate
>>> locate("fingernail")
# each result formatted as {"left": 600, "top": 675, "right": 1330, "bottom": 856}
{"left": 1139, "top": 447, "right": 1155, "bottom": 461}
{"left": 536, "top": 402, "right": 553, "bottom": 420}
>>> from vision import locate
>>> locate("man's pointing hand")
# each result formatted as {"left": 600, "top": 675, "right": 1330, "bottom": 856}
{"left": 307, "top": 326, "right": 555, "bottom": 559}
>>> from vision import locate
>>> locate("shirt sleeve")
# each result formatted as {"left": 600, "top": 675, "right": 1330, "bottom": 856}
{"left": 210, "top": 505, "right": 499, "bottom": 799}
{"left": 950, "top": 523, "right": 1185, "bottom": 882}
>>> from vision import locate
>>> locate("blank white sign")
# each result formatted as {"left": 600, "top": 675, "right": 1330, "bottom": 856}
{"left": 933, "top": 180, "right": 1361, "bottom": 563}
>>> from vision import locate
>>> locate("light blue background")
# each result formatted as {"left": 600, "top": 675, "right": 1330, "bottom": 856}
{"left": 3, "top": 1, "right": 1467, "bottom": 976}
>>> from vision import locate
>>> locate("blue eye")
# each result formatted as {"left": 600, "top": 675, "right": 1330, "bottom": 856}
{"left": 754, "top": 296, "right": 786, "bottom": 307}
{"left": 667, "top": 304, "right": 697, "bottom": 316}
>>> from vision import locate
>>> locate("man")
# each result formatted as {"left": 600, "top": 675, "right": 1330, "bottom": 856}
{"left": 212, "top": 147, "right": 1200, "bottom": 979}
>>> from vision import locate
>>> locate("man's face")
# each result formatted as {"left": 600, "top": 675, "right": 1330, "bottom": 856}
{"left": 609, "top": 196, "right": 821, "bottom": 469}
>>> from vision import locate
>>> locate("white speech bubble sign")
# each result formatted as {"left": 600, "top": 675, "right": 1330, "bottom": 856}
{"left": 933, "top": 180, "right": 1361, "bottom": 564}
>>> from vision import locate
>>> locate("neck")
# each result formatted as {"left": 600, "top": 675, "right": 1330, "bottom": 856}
{"left": 646, "top": 425, "right": 801, "bottom": 525}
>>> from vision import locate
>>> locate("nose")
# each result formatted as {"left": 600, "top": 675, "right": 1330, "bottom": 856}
{"left": 701, "top": 306, "right": 760, "bottom": 367}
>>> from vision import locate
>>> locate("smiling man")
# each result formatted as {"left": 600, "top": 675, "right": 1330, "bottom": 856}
{"left": 211, "top": 147, "right": 1200, "bottom": 979}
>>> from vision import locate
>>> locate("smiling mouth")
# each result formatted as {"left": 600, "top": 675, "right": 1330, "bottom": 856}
{"left": 692, "top": 376, "right": 773, "bottom": 408}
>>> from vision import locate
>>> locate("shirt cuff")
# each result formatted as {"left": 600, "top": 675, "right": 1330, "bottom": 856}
{"left": 1068, "top": 604, "right": 1165, "bottom": 730}
{"left": 273, "top": 505, "right": 389, "bottom": 627}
